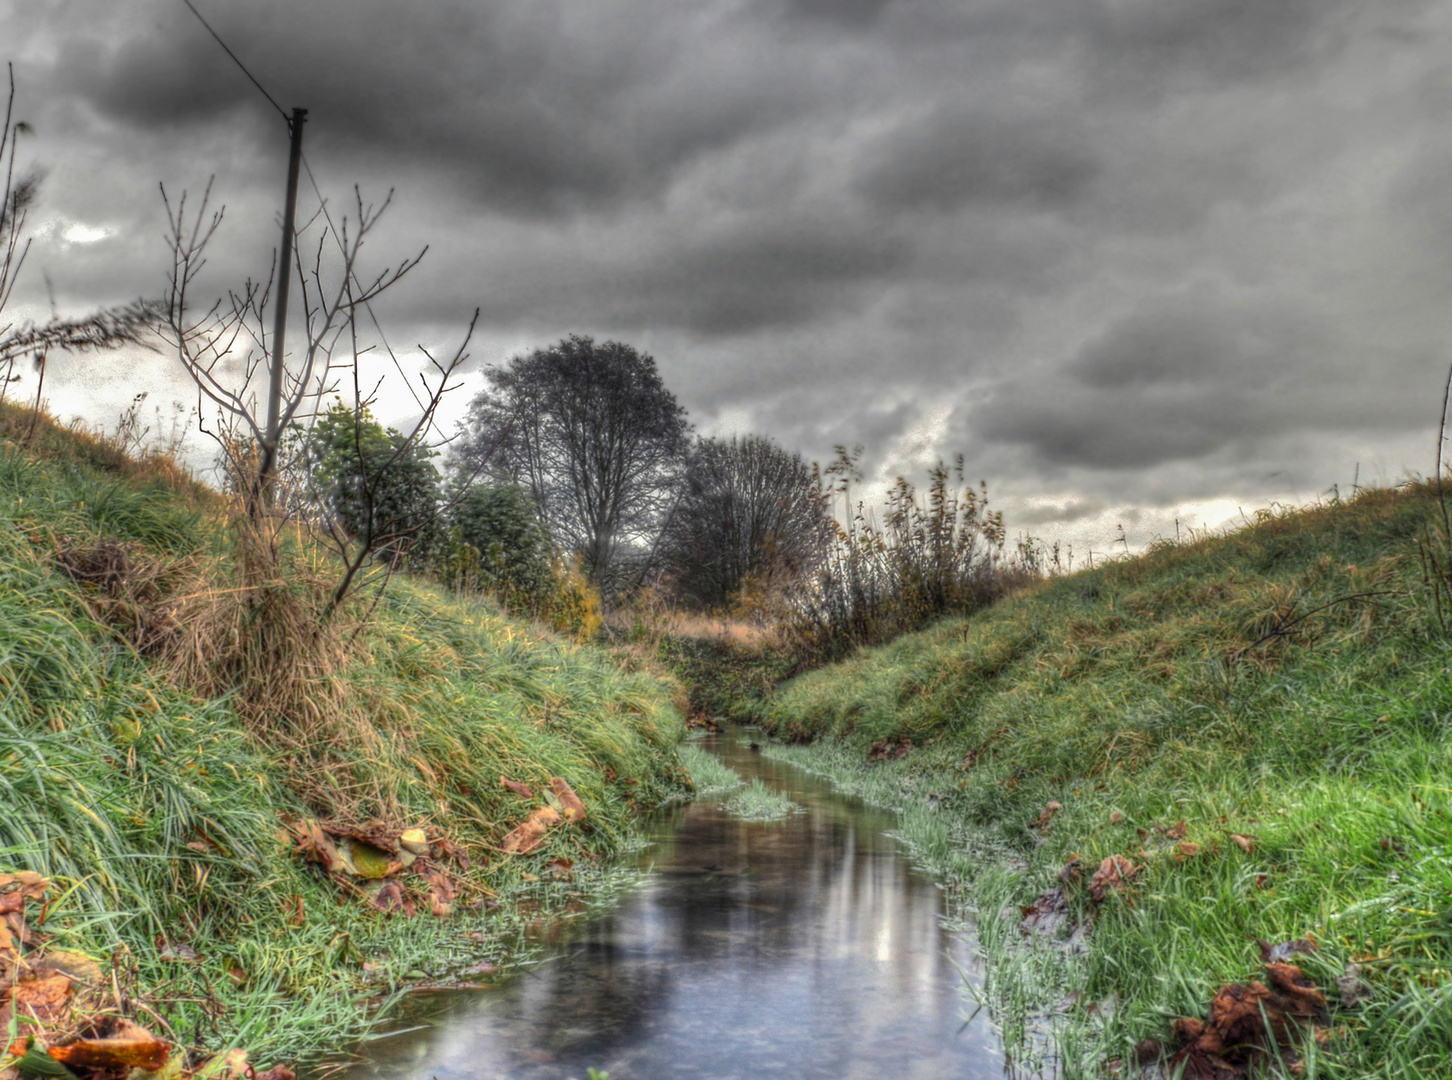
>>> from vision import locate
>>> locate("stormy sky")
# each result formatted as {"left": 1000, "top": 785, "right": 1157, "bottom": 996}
{"left": 3, "top": 0, "right": 1449, "bottom": 557}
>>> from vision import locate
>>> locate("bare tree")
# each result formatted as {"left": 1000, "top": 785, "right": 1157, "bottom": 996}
{"left": 457, "top": 335, "right": 690, "bottom": 591}
{"left": 0, "top": 65, "right": 156, "bottom": 435}
{"left": 662, "top": 434, "right": 830, "bottom": 610}
{"left": 158, "top": 178, "right": 481, "bottom": 616}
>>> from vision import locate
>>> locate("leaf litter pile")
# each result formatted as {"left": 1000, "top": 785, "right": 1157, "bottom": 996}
{"left": 287, "top": 776, "right": 588, "bottom": 915}
{"left": 1, "top": 873, "right": 291, "bottom": 1080}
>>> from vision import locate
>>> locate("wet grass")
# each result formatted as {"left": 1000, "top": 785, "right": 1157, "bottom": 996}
{"left": 0, "top": 414, "right": 687, "bottom": 1065}
{"left": 753, "top": 484, "right": 1452, "bottom": 1078}
{"left": 720, "top": 778, "right": 804, "bottom": 823}
{"left": 677, "top": 742, "right": 745, "bottom": 796}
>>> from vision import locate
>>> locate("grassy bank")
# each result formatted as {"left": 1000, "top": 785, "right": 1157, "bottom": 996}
{"left": 0, "top": 408, "right": 687, "bottom": 1066}
{"left": 753, "top": 485, "right": 1452, "bottom": 1077}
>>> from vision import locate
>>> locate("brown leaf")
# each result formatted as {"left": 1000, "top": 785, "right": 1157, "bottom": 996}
{"left": 291, "top": 819, "right": 349, "bottom": 875}
{"left": 547, "top": 858, "right": 574, "bottom": 880}
{"left": 500, "top": 777, "right": 534, "bottom": 798}
{"left": 1109, "top": 811, "right": 1125, "bottom": 825}
{"left": 424, "top": 871, "right": 454, "bottom": 918}
{"left": 253, "top": 1067, "right": 297, "bottom": 1080}
{"left": 371, "top": 880, "right": 415, "bottom": 917}
{"left": 1088, "top": 855, "right": 1143, "bottom": 903}
{"left": 49, "top": 1018, "right": 170, "bottom": 1073}
{"left": 1175, "top": 841, "right": 1201, "bottom": 861}
{"left": 550, "top": 778, "right": 587, "bottom": 824}
{"left": 7, "top": 973, "right": 73, "bottom": 1026}
{"left": 1265, "top": 962, "right": 1330, "bottom": 1025}
{"left": 499, "top": 805, "right": 561, "bottom": 855}
{"left": 1032, "top": 801, "right": 1063, "bottom": 830}
{"left": 1165, "top": 820, "right": 1188, "bottom": 841}
{"left": 1231, "top": 833, "right": 1257, "bottom": 854}
{"left": 1135, "top": 1038, "right": 1162, "bottom": 1065}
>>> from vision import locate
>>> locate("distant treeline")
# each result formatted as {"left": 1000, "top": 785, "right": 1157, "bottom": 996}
{"left": 285, "top": 333, "right": 1038, "bottom": 656}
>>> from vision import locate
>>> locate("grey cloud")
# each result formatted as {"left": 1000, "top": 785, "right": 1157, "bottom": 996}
{"left": 970, "top": 293, "right": 1428, "bottom": 471}
{"left": 1076, "top": 0, "right": 1354, "bottom": 89}
{"left": 6, "top": 0, "right": 1451, "bottom": 552}
{"left": 1069, "top": 300, "right": 1305, "bottom": 390}
{"left": 65, "top": 0, "right": 818, "bottom": 217}
{"left": 854, "top": 108, "right": 1098, "bottom": 213}
{"left": 775, "top": 0, "right": 896, "bottom": 30}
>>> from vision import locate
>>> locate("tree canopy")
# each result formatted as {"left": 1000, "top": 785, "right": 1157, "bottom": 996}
{"left": 457, "top": 335, "right": 690, "bottom": 589}
{"left": 662, "top": 434, "right": 830, "bottom": 609}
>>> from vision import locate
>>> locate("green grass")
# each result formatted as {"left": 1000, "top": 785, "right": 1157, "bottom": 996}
{"left": 752, "top": 485, "right": 1452, "bottom": 1078}
{"left": 0, "top": 415, "right": 687, "bottom": 1066}
{"left": 677, "top": 742, "right": 745, "bottom": 795}
{"left": 720, "top": 777, "right": 803, "bottom": 822}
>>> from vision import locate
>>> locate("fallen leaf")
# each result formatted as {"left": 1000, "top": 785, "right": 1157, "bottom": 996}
{"left": 48, "top": 1018, "right": 170, "bottom": 1073}
{"left": 500, "top": 777, "right": 534, "bottom": 799}
{"left": 1135, "top": 1038, "right": 1162, "bottom": 1065}
{"left": 547, "top": 857, "right": 574, "bottom": 880}
{"left": 1032, "top": 801, "right": 1063, "bottom": 830}
{"left": 1165, "top": 820, "right": 1188, "bottom": 841}
{"left": 550, "top": 778, "right": 587, "bottom": 824}
{"left": 500, "top": 805, "right": 562, "bottom": 855}
{"left": 10, "top": 1036, "right": 76, "bottom": 1078}
{"left": 371, "top": 881, "right": 413, "bottom": 916}
{"left": 1231, "top": 833, "right": 1257, "bottom": 854}
{"left": 1109, "top": 811, "right": 1125, "bottom": 825}
{"left": 337, "top": 836, "right": 403, "bottom": 880}
{"left": 423, "top": 871, "right": 454, "bottom": 918}
{"left": 290, "top": 820, "right": 349, "bottom": 875}
{"left": 1175, "top": 841, "right": 1201, "bottom": 860}
{"left": 5, "top": 974, "right": 73, "bottom": 1028}
{"left": 1088, "top": 855, "right": 1143, "bottom": 903}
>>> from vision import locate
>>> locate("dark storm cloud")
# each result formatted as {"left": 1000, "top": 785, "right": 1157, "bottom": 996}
{"left": 971, "top": 295, "right": 1424, "bottom": 471}
{"left": 1076, "top": 0, "right": 1347, "bottom": 87}
{"left": 854, "top": 107, "right": 1099, "bottom": 213}
{"left": 68, "top": 1, "right": 816, "bottom": 217}
{"left": 776, "top": 0, "right": 896, "bottom": 30}
{"left": 6, "top": 0, "right": 1451, "bottom": 555}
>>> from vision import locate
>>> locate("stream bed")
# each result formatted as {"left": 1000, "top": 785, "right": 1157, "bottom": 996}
{"left": 338, "top": 733, "right": 1003, "bottom": 1080}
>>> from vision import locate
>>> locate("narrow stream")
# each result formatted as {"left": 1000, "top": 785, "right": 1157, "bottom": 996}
{"left": 340, "top": 733, "right": 1003, "bottom": 1080}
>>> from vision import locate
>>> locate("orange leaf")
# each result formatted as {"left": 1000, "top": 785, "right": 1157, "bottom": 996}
{"left": 1231, "top": 833, "right": 1257, "bottom": 854}
{"left": 499, "top": 805, "right": 561, "bottom": 854}
{"left": 500, "top": 777, "right": 534, "bottom": 798}
{"left": 550, "top": 778, "right": 588, "bottom": 824}
{"left": 49, "top": 1019, "right": 171, "bottom": 1073}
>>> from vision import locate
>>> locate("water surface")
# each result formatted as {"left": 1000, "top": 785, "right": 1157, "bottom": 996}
{"left": 342, "top": 734, "right": 1001, "bottom": 1080}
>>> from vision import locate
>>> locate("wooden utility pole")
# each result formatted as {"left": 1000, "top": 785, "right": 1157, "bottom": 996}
{"left": 259, "top": 106, "right": 307, "bottom": 501}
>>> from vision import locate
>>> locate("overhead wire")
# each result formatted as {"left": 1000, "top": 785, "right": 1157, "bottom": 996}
{"left": 177, "top": 0, "right": 436, "bottom": 421}
{"left": 179, "top": 0, "right": 291, "bottom": 124}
